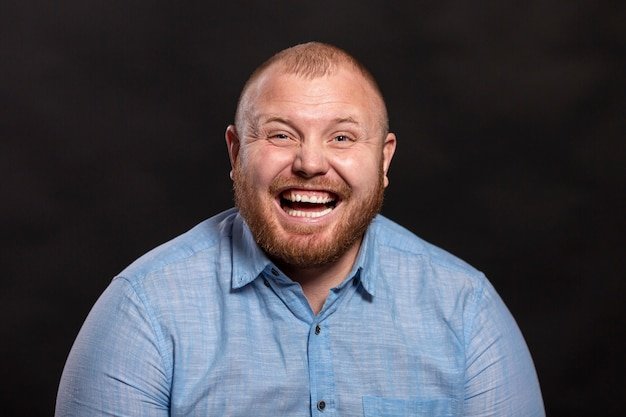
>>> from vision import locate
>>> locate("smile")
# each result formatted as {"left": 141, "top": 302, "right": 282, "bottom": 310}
{"left": 279, "top": 190, "right": 338, "bottom": 219}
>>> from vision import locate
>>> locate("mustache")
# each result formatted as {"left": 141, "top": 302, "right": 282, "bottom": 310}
{"left": 268, "top": 176, "right": 352, "bottom": 200}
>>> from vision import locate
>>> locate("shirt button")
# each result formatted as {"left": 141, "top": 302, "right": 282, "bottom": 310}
{"left": 270, "top": 268, "right": 279, "bottom": 276}
{"left": 317, "top": 400, "right": 326, "bottom": 411}
{"left": 263, "top": 278, "right": 270, "bottom": 287}
{"left": 315, "top": 324, "right": 321, "bottom": 335}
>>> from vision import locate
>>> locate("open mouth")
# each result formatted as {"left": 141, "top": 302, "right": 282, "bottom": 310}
{"left": 279, "top": 190, "right": 338, "bottom": 218}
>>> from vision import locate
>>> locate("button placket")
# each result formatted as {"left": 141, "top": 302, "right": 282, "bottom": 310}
{"left": 308, "top": 318, "right": 336, "bottom": 416}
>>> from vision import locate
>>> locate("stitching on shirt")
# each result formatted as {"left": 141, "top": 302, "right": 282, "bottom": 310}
{"left": 461, "top": 272, "right": 487, "bottom": 402}
{"left": 372, "top": 218, "right": 480, "bottom": 277}
{"left": 119, "top": 211, "right": 237, "bottom": 282}
{"left": 115, "top": 275, "right": 173, "bottom": 399}
{"left": 463, "top": 272, "right": 487, "bottom": 346}
{"left": 377, "top": 242, "right": 483, "bottom": 283}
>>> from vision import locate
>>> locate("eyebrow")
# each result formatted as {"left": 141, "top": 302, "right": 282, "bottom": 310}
{"left": 247, "top": 114, "right": 366, "bottom": 138}
{"left": 261, "top": 115, "right": 292, "bottom": 125}
{"left": 333, "top": 116, "right": 360, "bottom": 125}
{"left": 256, "top": 115, "right": 361, "bottom": 126}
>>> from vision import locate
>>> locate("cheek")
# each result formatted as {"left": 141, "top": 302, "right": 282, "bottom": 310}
{"left": 240, "top": 148, "right": 295, "bottom": 185}
{"left": 331, "top": 152, "right": 382, "bottom": 187}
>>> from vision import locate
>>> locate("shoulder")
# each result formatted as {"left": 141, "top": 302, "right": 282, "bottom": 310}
{"left": 371, "top": 215, "right": 483, "bottom": 277}
{"left": 367, "top": 215, "right": 509, "bottom": 344}
{"left": 366, "top": 215, "right": 488, "bottom": 312}
{"left": 117, "top": 208, "right": 238, "bottom": 286}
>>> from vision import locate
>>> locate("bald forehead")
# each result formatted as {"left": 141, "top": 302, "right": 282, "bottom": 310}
{"left": 235, "top": 61, "right": 389, "bottom": 135}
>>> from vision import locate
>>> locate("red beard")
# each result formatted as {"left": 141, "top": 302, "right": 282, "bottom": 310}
{"left": 232, "top": 163, "right": 385, "bottom": 268}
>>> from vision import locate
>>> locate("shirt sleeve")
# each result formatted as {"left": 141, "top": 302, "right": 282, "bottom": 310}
{"left": 55, "top": 277, "right": 170, "bottom": 417}
{"left": 462, "top": 277, "right": 545, "bottom": 417}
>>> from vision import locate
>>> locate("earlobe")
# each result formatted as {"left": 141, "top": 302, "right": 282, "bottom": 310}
{"left": 225, "top": 125, "right": 241, "bottom": 169}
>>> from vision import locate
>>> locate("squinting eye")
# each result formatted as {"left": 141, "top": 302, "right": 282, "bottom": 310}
{"left": 272, "top": 134, "right": 289, "bottom": 140}
{"left": 334, "top": 135, "right": 350, "bottom": 142}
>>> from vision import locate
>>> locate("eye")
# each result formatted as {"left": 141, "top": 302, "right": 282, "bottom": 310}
{"left": 331, "top": 134, "right": 356, "bottom": 145}
{"left": 271, "top": 133, "right": 289, "bottom": 140}
{"left": 266, "top": 132, "right": 296, "bottom": 146}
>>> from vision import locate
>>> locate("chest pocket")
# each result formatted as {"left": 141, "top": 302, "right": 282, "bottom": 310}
{"left": 362, "top": 396, "right": 455, "bottom": 417}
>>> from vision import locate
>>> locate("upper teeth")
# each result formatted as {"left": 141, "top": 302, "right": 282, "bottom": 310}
{"left": 286, "top": 193, "right": 333, "bottom": 204}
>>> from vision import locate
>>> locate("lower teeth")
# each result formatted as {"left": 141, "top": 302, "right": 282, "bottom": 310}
{"left": 287, "top": 207, "right": 333, "bottom": 218}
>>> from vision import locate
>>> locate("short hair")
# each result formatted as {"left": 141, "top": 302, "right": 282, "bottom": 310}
{"left": 234, "top": 42, "right": 389, "bottom": 135}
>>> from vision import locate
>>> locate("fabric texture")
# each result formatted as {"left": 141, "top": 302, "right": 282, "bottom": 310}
{"left": 56, "top": 208, "right": 545, "bottom": 416}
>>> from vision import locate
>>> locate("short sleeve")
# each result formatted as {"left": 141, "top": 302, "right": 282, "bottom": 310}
{"left": 55, "top": 277, "right": 170, "bottom": 417}
{"left": 463, "top": 277, "right": 545, "bottom": 416}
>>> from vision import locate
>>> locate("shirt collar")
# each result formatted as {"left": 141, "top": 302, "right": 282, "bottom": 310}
{"left": 230, "top": 212, "right": 384, "bottom": 296}
{"left": 347, "top": 215, "right": 382, "bottom": 296}
{"left": 231, "top": 213, "right": 272, "bottom": 289}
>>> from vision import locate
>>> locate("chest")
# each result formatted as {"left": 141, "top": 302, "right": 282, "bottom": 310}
{"left": 166, "top": 281, "right": 465, "bottom": 416}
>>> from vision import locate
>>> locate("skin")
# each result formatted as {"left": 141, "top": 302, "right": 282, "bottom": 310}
{"left": 225, "top": 62, "right": 396, "bottom": 313}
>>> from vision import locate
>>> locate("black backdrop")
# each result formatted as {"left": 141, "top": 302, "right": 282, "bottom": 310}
{"left": 2, "top": 1, "right": 624, "bottom": 416}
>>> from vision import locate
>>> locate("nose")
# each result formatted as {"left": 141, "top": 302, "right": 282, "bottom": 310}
{"left": 292, "top": 141, "right": 329, "bottom": 178}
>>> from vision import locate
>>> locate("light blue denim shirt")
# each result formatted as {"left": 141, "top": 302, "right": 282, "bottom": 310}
{"left": 56, "top": 208, "right": 544, "bottom": 416}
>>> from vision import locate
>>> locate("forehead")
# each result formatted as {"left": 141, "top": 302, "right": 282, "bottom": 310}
{"left": 241, "top": 64, "right": 384, "bottom": 128}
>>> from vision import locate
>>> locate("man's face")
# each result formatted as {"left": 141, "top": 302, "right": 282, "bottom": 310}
{"left": 226, "top": 64, "right": 396, "bottom": 268}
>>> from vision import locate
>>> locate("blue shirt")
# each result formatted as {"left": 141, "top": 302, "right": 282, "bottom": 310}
{"left": 56, "top": 208, "right": 544, "bottom": 416}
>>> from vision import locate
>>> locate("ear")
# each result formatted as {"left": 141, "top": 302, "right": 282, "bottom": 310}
{"left": 382, "top": 132, "right": 396, "bottom": 188}
{"left": 225, "top": 125, "right": 241, "bottom": 170}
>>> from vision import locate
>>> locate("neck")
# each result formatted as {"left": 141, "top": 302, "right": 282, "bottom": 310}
{"left": 276, "top": 240, "right": 361, "bottom": 315}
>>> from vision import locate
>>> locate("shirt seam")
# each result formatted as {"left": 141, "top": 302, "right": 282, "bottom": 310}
{"left": 114, "top": 275, "right": 172, "bottom": 395}
{"left": 378, "top": 242, "right": 480, "bottom": 279}
{"left": 126, "top": 242, "right": 221, "bottom": 280}
{"left": 461, "top": 272, "right": 487, "bottom": 412}
{"left": 464, "top": 272, "right": 487, "bottom": 343}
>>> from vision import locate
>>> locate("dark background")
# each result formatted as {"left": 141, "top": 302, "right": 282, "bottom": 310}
{"left": 2, "top": 1, "right": 624, "bottom": 416}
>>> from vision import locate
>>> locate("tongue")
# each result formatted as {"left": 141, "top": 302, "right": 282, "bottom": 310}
{"left": 290, "top": 202, "right": 327, "bottom": 212}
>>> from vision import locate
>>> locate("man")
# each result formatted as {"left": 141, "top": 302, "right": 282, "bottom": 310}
{"left": 56, "top": 42, "right": 545, "bottom": 416}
